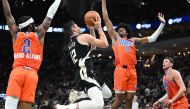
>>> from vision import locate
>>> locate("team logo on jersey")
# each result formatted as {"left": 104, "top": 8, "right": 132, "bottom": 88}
{"left": 119, "top": 38, "right": 133, "bottom": 52}
{"left": 163, "top": 80, "right": 168, "bottom": 89}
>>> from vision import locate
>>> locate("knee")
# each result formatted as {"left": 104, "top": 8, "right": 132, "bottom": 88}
{"left": 102, "top": 83, "right": 112, "bottom": 99}
{"left": 103, "top": 90, "right": 112, "bottom": 99}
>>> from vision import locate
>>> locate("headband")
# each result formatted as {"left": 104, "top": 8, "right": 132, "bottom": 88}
{"left": 19, "top": 18, "right": 34, "bottom": 29}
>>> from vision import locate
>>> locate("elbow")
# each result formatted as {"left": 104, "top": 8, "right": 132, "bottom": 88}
{"left": 103, "top": 42, "right": 109, "bottom": 48}
{"left": 147, "top": 36, "right": 156, "bottom": 43}
{"left": 181, "top": 86, "right": 186, "bottom": 93}
{"left": 183, "top": 86, "right": 187, "bottom": 92}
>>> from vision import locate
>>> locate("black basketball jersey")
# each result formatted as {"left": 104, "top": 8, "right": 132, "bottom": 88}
{"left": 68, "top": 35, "right": 100, "bottom": 89}
{"left": 68, "top": 35, "right": 92, "bottom": 68}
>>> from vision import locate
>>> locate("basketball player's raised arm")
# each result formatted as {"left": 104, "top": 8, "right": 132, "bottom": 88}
{"left": 36, "top": 0, "right": 61, "bottom": 38}
{"left": 2, "top": 0, "right": 18, "bottom": 39}
{"left": 135, "top": 13, "right": 165, "bottom": 45}
{"left": 102, "top": 0, "right": 119, "bottom": 43}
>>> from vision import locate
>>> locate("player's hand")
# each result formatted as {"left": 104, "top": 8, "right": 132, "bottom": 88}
{"left": 152, "top": 101, "right": 160, "bottom": 109}
{"left": 91, "top": 15, "right": 101, "bottom": 30}
{"left": 157, "top": 13, "right": 165, "bottom": 24}
{"left": 86, "top": 25, "right": 95, "bottom": 31}
{"left": 163, "top": 99, "right": 172, "bottom": 107}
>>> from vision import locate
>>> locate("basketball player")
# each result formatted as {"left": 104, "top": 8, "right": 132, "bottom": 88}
{"left": 2, "top": 0, "right": 61, "bottom": 109}
{"left": 68, "top": 26, "right": 112, "bottom": 104}
{"left": 102, "top": 0, "right": 165, "bottom": 109}
{"left": 152, "top": 57, "right": 189, "bottom": 109}
{"left": 55, "top": 15, "right": 109, "bottom": 109}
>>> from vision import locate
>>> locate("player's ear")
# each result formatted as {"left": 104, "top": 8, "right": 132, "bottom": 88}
{"left": 170, "top": 63, "right": 173, "bottom": 67}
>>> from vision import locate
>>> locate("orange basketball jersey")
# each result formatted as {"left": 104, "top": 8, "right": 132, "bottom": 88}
{"left": 163, "top": 75, "right": 188, "bottom": 104}
{"left": 13, "top": 32, "right": 43, "bottom": 70}
{"left": 112, "top": 37, "right": 137, "bottom": 67}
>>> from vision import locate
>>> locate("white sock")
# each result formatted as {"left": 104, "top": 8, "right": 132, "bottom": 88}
{"left": 101, "top": 83, "right": 112, "bottom": 98}
{"left": 5, "top": 96, "right": 19, "bottom": 109}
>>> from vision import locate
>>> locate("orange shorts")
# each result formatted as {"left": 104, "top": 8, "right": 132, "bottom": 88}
{"left": 6, "top": 66, "right": 38, "bottom": 103}
{"left": 114, "top": 66, "right": 137, "bottom": 93}
{"left": 170, "top": 97, "right": 189, "bottom": 109}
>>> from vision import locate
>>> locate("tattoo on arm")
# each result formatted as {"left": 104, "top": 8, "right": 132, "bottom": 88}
{"left": 113, "top": 36, "right": 118, "bottom": 41}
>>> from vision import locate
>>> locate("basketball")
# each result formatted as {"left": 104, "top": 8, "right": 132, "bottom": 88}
{"left": 84, "top": 11, "right": 100, "bottom": 26}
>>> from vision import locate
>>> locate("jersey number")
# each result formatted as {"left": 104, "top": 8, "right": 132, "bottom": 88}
{"left": 70, "top": 49, "right": 78, "bottom": 64}
{"left": 22, "top": 39, "right": 31, "bottom": 53}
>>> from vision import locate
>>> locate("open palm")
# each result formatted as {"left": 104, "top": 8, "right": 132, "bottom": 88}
{"left": 158, "top": 13, "right": 165, "bottom": 23}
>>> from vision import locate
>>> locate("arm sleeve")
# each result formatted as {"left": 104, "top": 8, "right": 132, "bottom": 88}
{"left": 46, "top": 0, "right": 61, "bottom": 19}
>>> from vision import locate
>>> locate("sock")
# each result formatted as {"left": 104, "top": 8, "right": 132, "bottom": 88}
{"left": 101, "top": 83, "right": 112, "bottom": 98}
{"left": 5, "top": 96, "right": 19, "bottom": 109}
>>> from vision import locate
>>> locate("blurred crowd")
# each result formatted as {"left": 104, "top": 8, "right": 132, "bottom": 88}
{"left": 0, "top": 51, "right": 190, "bottom": 109}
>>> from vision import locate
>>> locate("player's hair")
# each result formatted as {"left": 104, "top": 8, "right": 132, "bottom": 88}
{"left": 116, "top": 23, "right": 132, "bottom": 38}
{"left": 164, "top": 56, "right": 174, "bottom": 63}
{"left": 63, "top": 20, "right": 75, "bottom": 37}
{"left": 18, "top": 16, "right": 35, "bottom": 32}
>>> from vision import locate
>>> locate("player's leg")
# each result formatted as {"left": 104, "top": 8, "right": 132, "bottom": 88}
{"left": 77, "top": 86, "right": 104, "bottom": 109}
{"left": 69, "top": 82, "right": 112, "bottom": 104}
{"left": 56, "top": 86, "right": 104, "bottom": 109}
{"left": 101, "top": 83, "right": 112, "bottom": 99}
{"left": 5, "top": 67, "right": 26, "bottom": 109}
{"left": 111, "top": 92, "right": 125, "bottom": 109}
{"left": 124, "top": 69, "right": 137, "bottom": 109}
{"left": 125, "top": 92, "right": 135, "bottom": 109}
{"left": 19, "top": 68, "right": 38, "bottom": 109}
{"left": 111, "top": 67, "right": 126, "bottom": 109}
{"left": 18, "top": 102, "right": 32, "bottom": 109}
{"left": 5, "top": 96, "right": 19, "bottom": 109}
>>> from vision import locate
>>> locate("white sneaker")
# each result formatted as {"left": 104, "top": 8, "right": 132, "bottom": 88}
{"left": 55, "top": 104, "right": 68, "bottom": 109}
{"left": 55, "top": 104, "right": 76, "bottom": 109}
{"left": 69, "top": 89, "right": 88, "bottom": 103}
{"left": 69, "top": 89, "right": 79, "bottom": 103}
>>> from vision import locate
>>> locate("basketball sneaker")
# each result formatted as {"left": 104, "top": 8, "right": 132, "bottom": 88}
{"left": 55, "top": 104, "right": 76, "bottom": 109}
{"left": 69, "top": 89, "right": 88, "bottom": 103}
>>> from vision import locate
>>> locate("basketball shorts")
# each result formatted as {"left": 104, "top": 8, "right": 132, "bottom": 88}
{"left": 6, "top": 66, "right": 38, "bottom": 103}
{"left": 75, "top": 68, "right": 101, "bottom": 92}
{"left": 114, "top": 66, "right": 137, "bottom": 93}
{"left": 170, "top": 97, "right": 189, "bottom": 109}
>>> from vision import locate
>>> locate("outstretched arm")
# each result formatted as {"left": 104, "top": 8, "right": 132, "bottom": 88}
{"left": 135, "top": 13, "right": 165, "bottom": 45}
{"left": 102, "top": 0, "right": 119, "bottom": 44}
{"left": 2, "top": 0, "right": 18, "bottom": 40}
{"left": 36, "top": 0, "right": 61, "bottom": 39}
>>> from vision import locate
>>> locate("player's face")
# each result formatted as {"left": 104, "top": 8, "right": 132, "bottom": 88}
{"left": 162, "top": 59, "right": 173, "bottom": 70}
{"left": 73, "top": 24, "right": 81, "bottom": 34}
{"left": 118, "top": 27, "right": 127, "bottom": 38}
